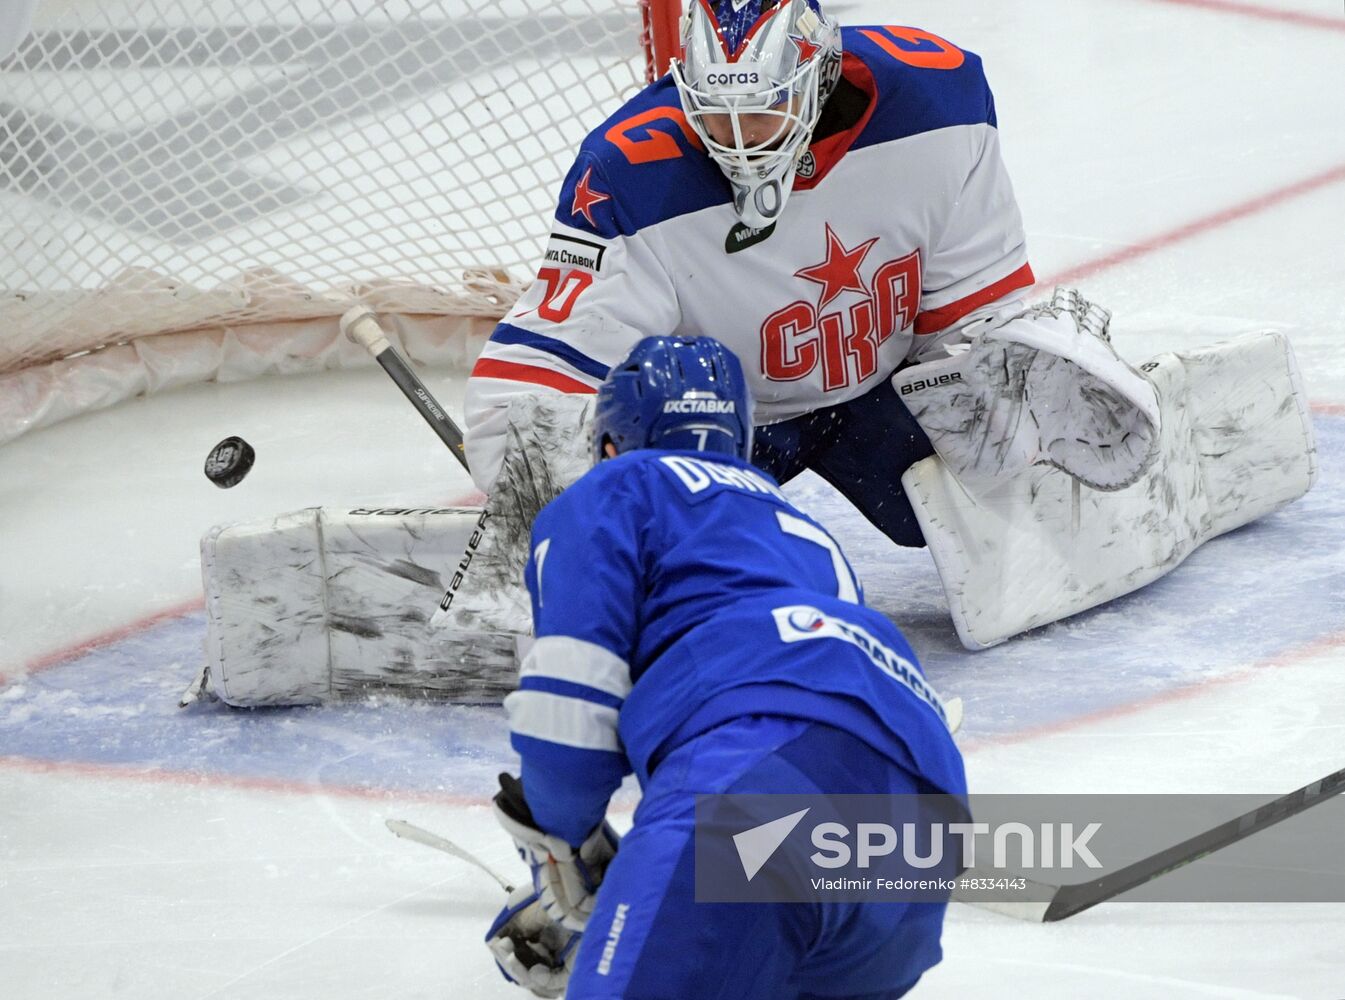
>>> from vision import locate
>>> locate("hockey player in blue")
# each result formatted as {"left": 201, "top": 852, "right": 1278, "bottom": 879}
{"left": 484, "top": 336, "right": 966, "bottom": 999}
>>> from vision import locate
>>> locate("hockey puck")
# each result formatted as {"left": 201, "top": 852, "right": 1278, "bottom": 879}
{"left": 204, "top": 436, "right": 256, "bottom": 489}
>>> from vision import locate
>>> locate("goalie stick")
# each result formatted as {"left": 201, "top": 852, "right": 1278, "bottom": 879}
{"left": 955, "top": 763, "right": 1345, "bottom": 922}
{"left": 339, "top": 306, "right": 499, "bottom": 628}
{"left": 340, "top": 305, "right": 499, "bottom": 629}
{"left": 385, "top": 818, "right": 515, "bottom": 892}
{"left": 341, "top": 306, "right": 469, "bottom": 471}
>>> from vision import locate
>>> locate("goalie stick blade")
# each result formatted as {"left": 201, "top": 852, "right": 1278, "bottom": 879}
{"left": 385, "top": 818, "right": 515, "bottom": 892}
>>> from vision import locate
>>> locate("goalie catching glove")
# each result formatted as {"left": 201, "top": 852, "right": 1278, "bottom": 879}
{"left": 895, "top": 288, "right": 1160, "bottom": 491}
{"left": 493, "top": 772, "right": 619, "bottom": 932}
{"left": 485, "top": 884, "right": 581, "bottom": 998}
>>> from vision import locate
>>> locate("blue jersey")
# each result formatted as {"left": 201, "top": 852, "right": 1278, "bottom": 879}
{"left": 505, "top": 449, "right": 966, "bottom": 844}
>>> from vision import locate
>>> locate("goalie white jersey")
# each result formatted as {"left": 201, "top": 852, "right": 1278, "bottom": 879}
{"left": 464, "top": 25, "right": 1034, "bottom": 490}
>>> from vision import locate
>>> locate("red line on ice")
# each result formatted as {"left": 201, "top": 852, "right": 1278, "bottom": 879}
{"left": 1038, "top": 162, "right": 1345, "bottom": 288}
{"left": 1147, "top": 0, "right": 1345, "bottom": 32}
{"left": 0, "top": 754, "right": 494, "bottom": 807}
{"left": 5, "top": 597, "right": 205, "bottom": 686}
{"left": 0, "top": 491, "right": 486, "bottom": 685}
{"left": 5, "top": 619, "right": 1344, "bottom": 794}
{"left": 449, "top": 489, "right": 487, "bottom": 507}
{"left": 961, "top": 627, "right": 1345, "bottom": 754}
{"left": 0, "top": 754, "right": 644, "bottom": 813}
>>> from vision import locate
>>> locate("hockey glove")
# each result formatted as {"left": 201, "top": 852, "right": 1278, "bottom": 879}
{"left": 894, "top": 288, "right": 1159, "bottom": 491}
{"left": 485, "top": 884, "right": 581, "bottom": 999}
{"left": 493, "top": 772, "right": 619, "bottom": 932}
{"left": 988, "top": 288, "right": 1160, "bottom": 490}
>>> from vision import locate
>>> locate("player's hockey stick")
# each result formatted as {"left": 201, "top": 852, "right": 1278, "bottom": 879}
{"left": 341, "top": 306, "right": 469, "bottom": 471}
{"left": 955, "top": 763, "right": 1345, "bottom": 922}
{"left": 385, "top": 818, "right": 515, "bottom": 892}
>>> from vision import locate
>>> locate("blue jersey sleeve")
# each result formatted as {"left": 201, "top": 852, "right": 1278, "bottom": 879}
{"left": 502, "top": 464, "right": 646, "bottom": 845}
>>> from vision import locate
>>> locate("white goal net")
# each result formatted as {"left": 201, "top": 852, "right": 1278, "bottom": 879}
{"left": 1, "top": 0, "right": 655, "bottom": 436}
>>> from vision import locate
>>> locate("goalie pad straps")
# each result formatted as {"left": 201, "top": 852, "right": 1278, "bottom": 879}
{"left": 893, "top": 288, "right": 1161, "bottom": 492}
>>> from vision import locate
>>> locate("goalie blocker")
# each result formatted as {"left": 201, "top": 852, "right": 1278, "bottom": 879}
{"left": 195, "top": 332, "right": 1313, "bottom": 705}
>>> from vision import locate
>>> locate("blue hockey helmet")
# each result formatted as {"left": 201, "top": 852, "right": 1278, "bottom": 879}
{"left": 592, "top": 336, "right": 754, "bottom": 463}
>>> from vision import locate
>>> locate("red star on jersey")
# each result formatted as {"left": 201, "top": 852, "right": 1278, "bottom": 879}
{"left": 794, "top": 224, "right": 879, "bottom": 308}
{"left": 570, "top": 166, "right": 610, "bottom": 227}
{"left": 791, "top": 34, "right": 820, "bottom": 63}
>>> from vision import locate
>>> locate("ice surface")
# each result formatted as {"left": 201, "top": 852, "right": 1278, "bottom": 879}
{"left": 3, "top": 0, "right": 1345, "bottom": 997}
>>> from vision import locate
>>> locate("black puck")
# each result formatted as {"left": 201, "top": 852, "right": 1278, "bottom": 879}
{"left": 204, "top": 436, "right": 256, "bottom": 489}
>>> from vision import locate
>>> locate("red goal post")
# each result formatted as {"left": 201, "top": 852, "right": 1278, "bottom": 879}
{"left": 0, "top": 0, "right": 685, "bottom": 443}
{"left": 641, "top": 0, "right": 683, "bottom": 83}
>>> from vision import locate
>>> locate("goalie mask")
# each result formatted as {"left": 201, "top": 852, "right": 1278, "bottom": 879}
{"left": 672, "top": 0, "right": 841, "bottom": 229}
{"left": 593, "top": 336, "right": 753, "bottom": 463}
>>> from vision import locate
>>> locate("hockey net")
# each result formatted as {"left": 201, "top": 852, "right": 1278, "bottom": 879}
{"left": 0, "top": 0, "right": 679, "bottom": 442}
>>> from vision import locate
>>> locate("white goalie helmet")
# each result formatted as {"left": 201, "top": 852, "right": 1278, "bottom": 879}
{"left": 672, "top": 0, "right": 841, "bottom": 229}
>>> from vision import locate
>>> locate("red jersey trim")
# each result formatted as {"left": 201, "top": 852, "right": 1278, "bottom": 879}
{"left": 470, "top": 358, "right": 599, "bottom": 394}
{"left": 914, "top": 263, "right": 1035, "bottom": 336}
{"left": 795, "top": 53, "right": 878, "bottom": 192}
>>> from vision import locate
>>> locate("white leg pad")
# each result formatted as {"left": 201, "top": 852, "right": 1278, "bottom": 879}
{"left": 200, "top": 506, "right": 526, "bottom": 706}
{"left": 902, "top": 331, "right": 1317, "bottom": 650}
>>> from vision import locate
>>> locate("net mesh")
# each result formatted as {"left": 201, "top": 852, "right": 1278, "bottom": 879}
{"left": 0, "top": 0, "right": 648, "bottom": 375}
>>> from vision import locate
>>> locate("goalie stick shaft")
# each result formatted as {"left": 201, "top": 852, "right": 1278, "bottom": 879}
{"left": 958, "top": 763, "right": 1345, "bottom": 922}
{"left": 385, "top": 818, "right": 515, "bottom": 892}
{"left": 341, "top": 306, "right": 469, "bottom": 471}
{"left": 341, "top": 305, "right": 489, "bottom": 627}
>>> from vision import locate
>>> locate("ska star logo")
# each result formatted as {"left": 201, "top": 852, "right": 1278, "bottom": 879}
{"left": 794, "top": 223, "right": 879, "bottom": 308}
{"left": 760, "top": 224, "right": 923, "bottom": 392}
{"left": 570, "top": 166, "right": 610, "bottom": 226}
{"left": 790, "top": 33, "right": 820, "bottom": 63}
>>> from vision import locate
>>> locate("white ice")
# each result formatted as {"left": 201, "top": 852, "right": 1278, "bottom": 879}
{"left": 3, "top": 0, "right": 1345, "bottom": 997}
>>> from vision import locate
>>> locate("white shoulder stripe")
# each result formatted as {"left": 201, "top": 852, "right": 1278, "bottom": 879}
{"left": 505, "top": 689, "right": 622, "bottom": 753}
{"left": 519, "top": 635, "right": 633, "bottom": 699}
